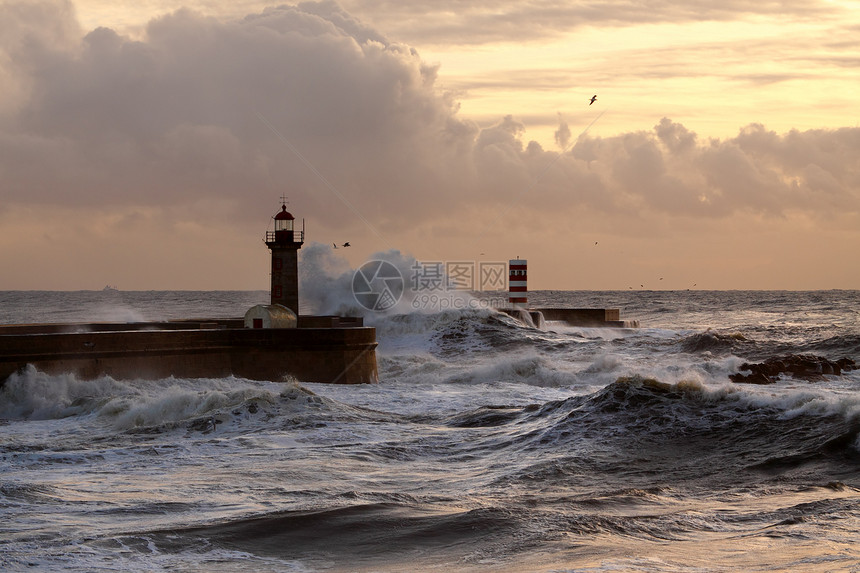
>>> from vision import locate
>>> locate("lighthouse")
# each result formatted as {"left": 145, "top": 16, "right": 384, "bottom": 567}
{"left": 265, "top": 202, "right": 304, "bottom": 314}
{"left": 509, "top": 258, "right": 527, "bottom": 306}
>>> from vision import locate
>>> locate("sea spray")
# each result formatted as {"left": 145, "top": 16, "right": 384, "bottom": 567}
{"left": 299, "top": 242, "right": 485, "bottom": 319}
{"left": 0, "top": 366, "right": 132, "bottom": 420}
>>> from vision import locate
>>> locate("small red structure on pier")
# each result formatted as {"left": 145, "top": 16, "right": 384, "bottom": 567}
{"left": 509, "top": 258, "right": 527, "bottom": 306}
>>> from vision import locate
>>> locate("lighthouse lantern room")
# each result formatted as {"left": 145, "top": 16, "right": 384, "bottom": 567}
{"left": 265, "top": 202, "right": 304, "bottom": 314}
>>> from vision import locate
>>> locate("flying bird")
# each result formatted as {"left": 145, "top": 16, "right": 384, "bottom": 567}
{"left": 332, "top": 243, "right": 338, "bottom": 249}
{"left": 589, "top": 95, "right": 597, "bottom": 105}
{"left": 342, "top": 242, "right": 351, "bottom": 247}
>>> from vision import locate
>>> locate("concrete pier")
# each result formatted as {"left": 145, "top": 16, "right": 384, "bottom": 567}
{"left": 0, "top": 204, "right": 381, "bottom": 386}
{"left": 500, "top": 307, "right": 639, "bottom": 328}
{"left": 0, "top": 317, "right": 378, "bottom": 385}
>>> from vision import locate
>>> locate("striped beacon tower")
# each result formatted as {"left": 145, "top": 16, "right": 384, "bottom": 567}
{"left": 508, "top": 258, "right": 528, "bottom": 306}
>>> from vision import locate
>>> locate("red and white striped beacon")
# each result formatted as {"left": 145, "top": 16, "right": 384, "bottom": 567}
{"left": 508, "top": 258, "right": 527, "bottom": 306}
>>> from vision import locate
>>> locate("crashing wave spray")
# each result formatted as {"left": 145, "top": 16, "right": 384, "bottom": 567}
{"left": 299, "top": 242, "right": 487, "bottom": 320}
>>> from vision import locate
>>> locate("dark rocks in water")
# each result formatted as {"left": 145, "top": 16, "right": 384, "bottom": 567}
{"left": 730, "top": 354, "right": 856, "bottom": 384}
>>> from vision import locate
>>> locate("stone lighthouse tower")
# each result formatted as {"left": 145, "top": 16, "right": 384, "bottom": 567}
{"left": 265, "top": 202, "right": 304, "bottom": 314}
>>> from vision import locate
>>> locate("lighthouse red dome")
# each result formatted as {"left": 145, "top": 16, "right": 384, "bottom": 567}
{"left": 275, "top": 205, "right": 294, "bottom": 220}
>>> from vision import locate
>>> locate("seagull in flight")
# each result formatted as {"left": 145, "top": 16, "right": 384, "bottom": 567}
{"left": 589, "top": 95, "right": 597, "bottom": 105}
{"left": 342, "top": 242, "right": 351, "bottom": 247}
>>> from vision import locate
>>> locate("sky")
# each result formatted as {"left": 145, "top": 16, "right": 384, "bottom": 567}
{"left": 1, "top": 0, "right": 859, "bottom": 291}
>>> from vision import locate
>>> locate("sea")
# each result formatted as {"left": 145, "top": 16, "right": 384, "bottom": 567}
{"left": 1, "top": 286, "right": 859, "bottom": 572}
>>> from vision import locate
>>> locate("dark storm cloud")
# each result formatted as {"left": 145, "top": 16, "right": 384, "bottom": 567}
{"left": 1, "top": 0, "right": 858, "bottom": 236}
{"left": 0, "top": 0, "right": 476, "bottom": 225}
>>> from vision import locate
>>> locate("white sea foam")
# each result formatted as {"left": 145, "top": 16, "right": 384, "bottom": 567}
{"left": 91, "top": 305, "right": 149, "bottom": 323}
{"left": 736, "top": 384, "right": 860, "bottom": 422}
{"left": 11, "top": 542, "right": 314, "bottom": 573}
{"left": 103, "top": 383, "right": 278, "bottom": 430}
{"left": 443, "top": 352, "right": 578, "bottom": 387}
{"left": 0, "top": 367, "right": 290, "bottom": 430}
{"left": 0, "top": 366, "right": 133, "bottom": 420}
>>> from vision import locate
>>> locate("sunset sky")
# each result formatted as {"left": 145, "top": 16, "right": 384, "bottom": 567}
{"left": 2, "top": 0, "right": 858, "bottom": 291}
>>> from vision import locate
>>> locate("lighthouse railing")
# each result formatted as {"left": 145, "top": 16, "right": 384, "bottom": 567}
{"left": 265, "top": 230, "right": 304, "bottom": 243}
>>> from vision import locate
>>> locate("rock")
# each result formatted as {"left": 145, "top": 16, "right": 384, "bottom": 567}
{"left": 730, "top": 354, "right": 856, "bottom": 384}
{"left": 731, "top": 370, "right": 774, "bottom": 385}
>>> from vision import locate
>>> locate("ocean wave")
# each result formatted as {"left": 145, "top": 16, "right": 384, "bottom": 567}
{"left": 431, "top": 375, "right": 860, "bottom": 485}
{"left": 563, "top": 376, "right": 860, "bottom": 436}
{"left": 679, "top": 329, "right": 751, "bottom": 354}
{"left": 0, "top": 482, "right": 63, "bottom": 504}
{"left": 136, "top": 489, "right": 860, "bottom": 570}
{"left": 747, "top": 420, "right": 860, "bottom": 473}
{"left": 0, "top": 365, "right": 134, "bottom": 420}
{"left": 443, "top": 354, "right": 577, "bottom": 387}
{"left": 377, "top": 353, "right": 448, "bottom": 382}
{"left": 799, "top": 333, "right": 860, "bottom": 359}
{"left": 108, "top": 384, "right": 284, "bottom": 432}
{"left": 143, "top": 502, "right": 534, "bottom": 567}
{"left": 373, "top": 307, "right": 528, "bottom": 356}
{"left": 0, "top": 369, "right": 382, "bottom": 433}
{"left": 374, "top": 307, "right": 509, "bottom": 336}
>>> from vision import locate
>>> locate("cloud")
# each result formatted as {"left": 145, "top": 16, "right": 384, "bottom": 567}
{"left": 341, "top": 0, "right": 838, "bottom": 46}
{"left": 2, "top": 1, "right": 859, "bottom": 223}
{"left": 1, "top": 3, "right": 471, "bottom": 219}
{"left": 1, "top": 1, "right": 859, "bottom": 290}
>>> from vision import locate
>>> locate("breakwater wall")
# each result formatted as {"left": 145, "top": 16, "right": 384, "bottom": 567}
{"left": 500, "top": 308, "right": 639, "bottom": 328}
{"left": 0, "top": 318, "right": 377, "bottom": 385}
